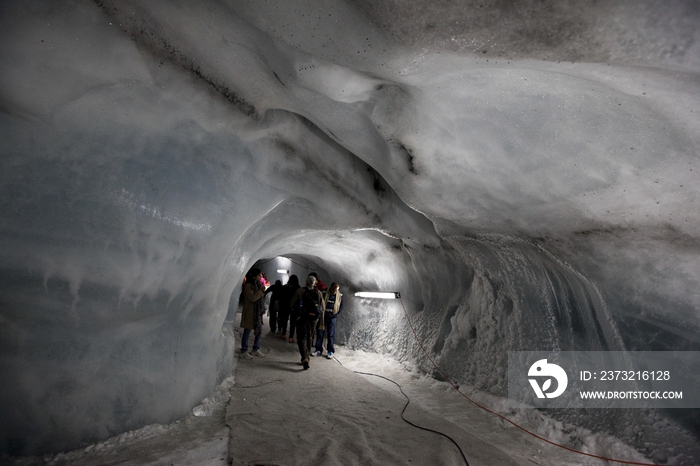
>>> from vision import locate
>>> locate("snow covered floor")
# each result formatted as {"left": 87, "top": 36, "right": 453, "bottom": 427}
{"left": 337, "top": 351, "right": 651, "bottom": 466}
{"left": 1, "top": 320, "right": 676, "bottom": 465}
{"left": 228, "top": 329, "right": 520, "bottom": 466}
{"left": 4, "top": 404, "right": 229, "bottom": 466}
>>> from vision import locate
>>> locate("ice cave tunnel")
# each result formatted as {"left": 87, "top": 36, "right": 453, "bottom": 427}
{"left": 1, "top": 0, "right": 699, "bottom": 463}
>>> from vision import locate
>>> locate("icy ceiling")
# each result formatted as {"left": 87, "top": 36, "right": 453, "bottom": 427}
{"left": 1, "top": 0, "right": 699, "bottom": 457}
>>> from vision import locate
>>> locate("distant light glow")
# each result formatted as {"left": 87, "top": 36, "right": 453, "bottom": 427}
{"left": 355, "top": 292, "right": 400, "bottom": 299}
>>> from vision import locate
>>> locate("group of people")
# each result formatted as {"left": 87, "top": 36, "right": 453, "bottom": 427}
{"left": 239, "top": 268, "right": 343, "bottom": 370}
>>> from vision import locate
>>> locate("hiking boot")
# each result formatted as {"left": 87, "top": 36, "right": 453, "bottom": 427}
{"left": 303, "top": 360, "right": 309, "bottom": 370}
{"left": 326, "top": 352, "right": 334, "bottom": 359}
{"left": 240, "top": 352, "right": 253, "bottom": 360}
{"left": 251, "top": 349, "right": 265, "bottom": 357}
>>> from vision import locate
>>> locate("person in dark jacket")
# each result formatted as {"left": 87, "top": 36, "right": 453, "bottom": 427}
{"left": 265, "top": 279, "right": 284, "bottom": 334}
{"left": 240, "top": 268, "right": 267, "bottom": 359}
{"left": 279, "top": 274, "right": 300, "bottom": 341}
{"left": 290, "top": 275, "right": 324, "bottom": 370}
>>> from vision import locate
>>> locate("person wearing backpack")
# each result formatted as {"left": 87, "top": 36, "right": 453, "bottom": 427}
{"left": 313, "top": 282, "right": 343, "bottom": 359}
{"left": 290, "top": 274, "right": 324, "bottom": 370}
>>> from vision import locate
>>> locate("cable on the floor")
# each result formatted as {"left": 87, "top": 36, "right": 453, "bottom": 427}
{"left": 396, "top": 296, "right": 659, "bottom": 466}
{"left": 232, "top": 380, "right": 284, "bottom": 389}
{"left": 333, "top": 356, "right": 470, "bottom": 466}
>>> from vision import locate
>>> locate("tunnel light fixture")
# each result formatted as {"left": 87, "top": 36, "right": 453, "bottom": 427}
{"left": 354, "top": 291, "right": 400, "bottom": 299}
{"left": 277, "top": 269, "right": 290, "bottom": 274}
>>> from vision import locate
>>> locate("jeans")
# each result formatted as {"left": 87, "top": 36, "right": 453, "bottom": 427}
{"left": 269, "top": 299, "right": 280, "bottom": 333}
{"left": 315, "top": 313, "right": 337, "bottom": 354}
{"left": 241, "top": 328, "right": 261, "bottom": 353}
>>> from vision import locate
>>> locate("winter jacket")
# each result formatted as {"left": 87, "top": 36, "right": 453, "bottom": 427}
{"left": 266, "top": 282, "right": 285, "bottom": 311}
{"left": 317, "top": 289, "right": 343, "bottom": 330}
{"left": 240, "top": 282, "right": 265, "bottom": 329}
{"left": 281, "top": 283, "right": 300, "bottom": 313}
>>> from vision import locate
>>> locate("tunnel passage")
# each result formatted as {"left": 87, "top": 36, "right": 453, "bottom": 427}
{"left": 2, "top": 0, "right": 700, "bottom": 461}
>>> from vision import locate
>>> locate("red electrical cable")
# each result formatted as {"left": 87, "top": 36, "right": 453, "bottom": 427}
{"left": 397, "top": 297, "right": 659, "bottom": 466}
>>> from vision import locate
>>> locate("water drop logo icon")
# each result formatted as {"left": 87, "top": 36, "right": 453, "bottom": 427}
{"left": 528, "top": 359, "right": 568, "bottom": 398}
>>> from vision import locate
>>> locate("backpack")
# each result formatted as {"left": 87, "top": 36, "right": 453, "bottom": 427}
{"left": 300, "top": 288, "right": 321, "bottom": 320}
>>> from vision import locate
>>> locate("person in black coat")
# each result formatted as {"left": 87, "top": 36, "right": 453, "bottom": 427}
{"left": 278, "top": 274, "right": 300, "bottom": 341}
{"left": 290, "top": 275, "right": 324, "bottom": 370}
{"left": 264, "top": 279, "right": 285, "bottom": 334}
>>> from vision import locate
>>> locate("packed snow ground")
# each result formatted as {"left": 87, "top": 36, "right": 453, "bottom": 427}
{"left": 8, "top": 320, "right": 695, "bottom": 465}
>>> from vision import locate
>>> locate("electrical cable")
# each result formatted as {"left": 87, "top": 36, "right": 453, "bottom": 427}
{"left": 254, "top": 257, "right": 276, "bottom": 265}
{"left": 287, "top": 258, "right": 312, "bottom": 270}
{"left": 333, "top": 356, "right": 470, "bottom": 466}
{"left": 396, "top": 296, "right": 659, "bottom": 466}
{"left": 232, "top": 380, "right": 284, "bottom": 389}
{"left": 234, "top": 286, "right": 656, "bottom": 464}
{"left": 252, "top": 256, "right": 312, "bottom": 271}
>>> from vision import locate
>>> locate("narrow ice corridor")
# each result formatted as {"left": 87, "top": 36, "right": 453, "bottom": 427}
{"left": 1, "top": 1, "right": 699, "bottom": 464}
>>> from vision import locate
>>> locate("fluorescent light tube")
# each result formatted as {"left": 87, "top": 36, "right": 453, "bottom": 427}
{"left": 354, "top": 292, "right": 400, "bottom": 299}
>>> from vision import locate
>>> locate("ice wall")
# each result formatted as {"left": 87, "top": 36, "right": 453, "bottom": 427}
{"left": 1, "top": 0, "right": 699, "bottom": 458}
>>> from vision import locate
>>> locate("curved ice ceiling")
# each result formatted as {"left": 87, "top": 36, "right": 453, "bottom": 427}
{"left": 1, "top": 0, "right": 699, "bottom": 458}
